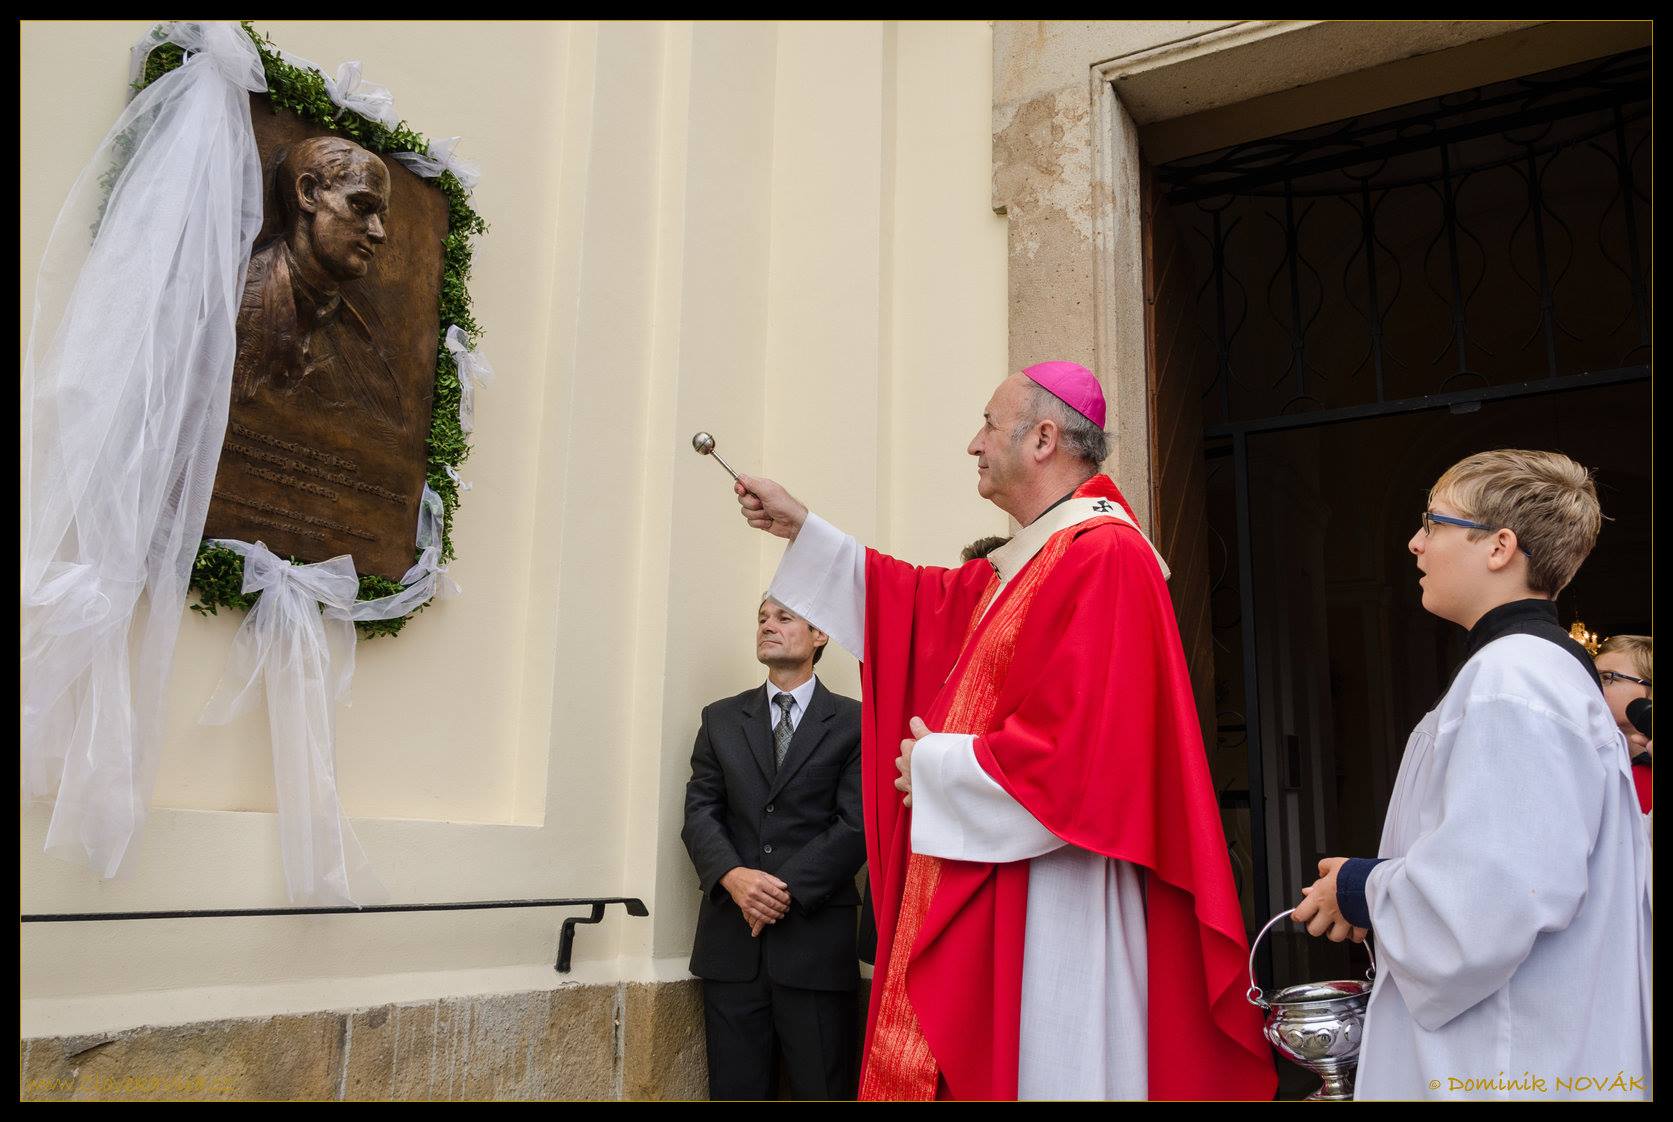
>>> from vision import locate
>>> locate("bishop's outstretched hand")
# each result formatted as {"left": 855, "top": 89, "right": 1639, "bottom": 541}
{"left": 736, "top": 474, "right": 809, "bottom": 541}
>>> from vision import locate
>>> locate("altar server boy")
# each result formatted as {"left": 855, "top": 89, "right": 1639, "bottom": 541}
{"left": 1293, "top": 449, "right": 1651, "bottom": 1100}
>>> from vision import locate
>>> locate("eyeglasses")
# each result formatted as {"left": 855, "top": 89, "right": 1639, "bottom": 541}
{"left": 1599, "top": 670, "right": 1652, "bottom": 688}
{"left": 1420, "top": 511, "right": 1533, "bottom": 558}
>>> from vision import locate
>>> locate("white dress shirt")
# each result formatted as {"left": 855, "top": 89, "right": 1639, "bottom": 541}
{"left": 764, "top": 674, "right": 817, "bottom": 736}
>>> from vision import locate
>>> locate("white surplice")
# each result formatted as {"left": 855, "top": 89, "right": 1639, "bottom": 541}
{"left": 770, "top": 510, "right": 1149, "bottom": 1100}
{"left": 1356, "top": 634, "right": 1653, "bottom": 1100}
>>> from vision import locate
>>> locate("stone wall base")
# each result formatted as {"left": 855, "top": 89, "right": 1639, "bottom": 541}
{"left": 20, "top": 980, "right": 708, "bottom": 1102}
{"left": 22, "top": 978, "right": 876, "bottom": 1101}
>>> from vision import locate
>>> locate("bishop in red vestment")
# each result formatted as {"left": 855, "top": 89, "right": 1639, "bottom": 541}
{"left": 735, "top": 363, "right": 1274, "bottom": 1100}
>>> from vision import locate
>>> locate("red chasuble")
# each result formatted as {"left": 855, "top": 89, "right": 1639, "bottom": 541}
{"left": 856, "top": 474, "right": 1274, "bottom": 1100}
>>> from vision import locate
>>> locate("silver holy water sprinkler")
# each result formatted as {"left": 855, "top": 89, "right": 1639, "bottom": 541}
{"left": 690, "top": 431, "right": 742, "bottom": 485}
{"left": 1247, "top": 909, "right": 1376, "bottom": 1100}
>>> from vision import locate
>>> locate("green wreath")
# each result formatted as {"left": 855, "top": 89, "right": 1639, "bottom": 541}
{"left": 138, "top": 22, "right": 488, "bottom": 639}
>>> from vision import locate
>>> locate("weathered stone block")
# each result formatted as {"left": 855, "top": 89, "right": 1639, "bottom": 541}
{"left": 621, "top": 979, "right": 706, "bottom": 1101}
{"left": 21, "top": 1014, "right": 344, "bottom": 1101}
{"left": 339, "top": 985, "right": 616, "bottom": 1101}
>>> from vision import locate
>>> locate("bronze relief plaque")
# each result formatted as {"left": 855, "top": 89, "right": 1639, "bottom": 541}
{"left": 202, "top": 94, "right": 447, "bottom": 580}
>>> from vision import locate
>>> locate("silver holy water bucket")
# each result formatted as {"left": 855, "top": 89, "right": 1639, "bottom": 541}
{"left": 1246, "top": 910, "right": 1376, "bottom": 1101}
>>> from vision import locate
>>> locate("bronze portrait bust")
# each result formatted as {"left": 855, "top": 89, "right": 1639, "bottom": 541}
{"left": 233, "top": 136, "right": 405, "bottom": 432}
{"left": 203, "top": 99, "right": 448, "bottom": 580}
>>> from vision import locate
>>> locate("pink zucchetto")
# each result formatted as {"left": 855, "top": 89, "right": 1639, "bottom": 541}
{"left": 1021, "top": 361, "right": 1105, "bottom": 430}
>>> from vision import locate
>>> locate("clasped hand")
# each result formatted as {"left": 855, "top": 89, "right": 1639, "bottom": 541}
{"left": 895, "top": 716, "right": 932, "bottom": 807}
{"left": 722, "top": 866, "right": 791, "bottom": 938}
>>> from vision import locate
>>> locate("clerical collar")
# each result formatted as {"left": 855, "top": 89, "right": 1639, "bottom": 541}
{"left": 985, "top": 475, "right": 1169, "bottom": 585}
{"left": 1448, "top": 598, "right": 1600, "bottom": 694}
{"left": 1024, "top": 484, "right": 1082, "bottom": 529}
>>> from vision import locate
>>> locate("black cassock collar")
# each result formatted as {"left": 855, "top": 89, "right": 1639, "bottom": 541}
{"left": 1445, "top": 598, "right": 1601, "bottom": 699}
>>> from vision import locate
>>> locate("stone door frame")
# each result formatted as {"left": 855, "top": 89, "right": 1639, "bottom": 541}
{"left": 989, "top": 19, "right": 1635, "bottom": 530}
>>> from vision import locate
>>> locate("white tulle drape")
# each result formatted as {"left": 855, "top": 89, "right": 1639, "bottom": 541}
{"left": 332, "top": 485, "right": 461, "bottom": 626}
{"left": 199, "top": 486, "right": 454, "bottom": 903}
{"left": 322, "top": 60, "right": 398, "bottom": 129}
{"left": 445, "top": 325, "right": 495, "bottom": 434}
{"left": 21, "top": 21, "right": 265, "bottom": 878}
{"left": 444, "top": 463, "right": 473, "bottom": 494}
{"left": 198, "top": 543, "right": 383, "bottom": 905}
{"left": 393, "top": 136, "right": 481, "bottom": 192}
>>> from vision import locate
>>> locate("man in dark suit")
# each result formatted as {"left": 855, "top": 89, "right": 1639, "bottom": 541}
{"left": 682, "top": 597, "right": 865, "bottom": 1100}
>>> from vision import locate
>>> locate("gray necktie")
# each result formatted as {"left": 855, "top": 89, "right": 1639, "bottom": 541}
{"left": 772, "top": 692, "right": 795, "bottom": 771}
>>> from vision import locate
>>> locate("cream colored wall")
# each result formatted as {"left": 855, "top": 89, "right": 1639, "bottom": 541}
{"left": 20, "top": 19, "right": 1006, "bottom": 1035}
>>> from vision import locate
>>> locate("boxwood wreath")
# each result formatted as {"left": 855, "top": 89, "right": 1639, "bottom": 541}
{"left": 139, "top": 22, "right": 487, "bottom": 639}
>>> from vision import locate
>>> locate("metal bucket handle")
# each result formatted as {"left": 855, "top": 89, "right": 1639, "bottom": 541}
{"left": 1246, "top": 908, "right": 1376, "bottom": 1009}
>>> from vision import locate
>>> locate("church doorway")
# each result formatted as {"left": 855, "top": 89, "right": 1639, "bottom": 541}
{"left": 1143, "top": 48, "right": 1651, "bottom": 997}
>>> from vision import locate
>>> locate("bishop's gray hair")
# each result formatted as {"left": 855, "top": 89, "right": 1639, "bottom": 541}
{"left": 1012, "top": 383, "right": 1109, "bottom": 467}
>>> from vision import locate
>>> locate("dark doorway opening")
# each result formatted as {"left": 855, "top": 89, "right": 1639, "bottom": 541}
{"left": 1144, "top": 46, "right": 1651, "bottom": 1032}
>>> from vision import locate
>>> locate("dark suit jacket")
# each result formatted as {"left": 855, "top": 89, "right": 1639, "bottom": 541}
{"left": 682, "top": 678, "right": 865, "bottom": 991}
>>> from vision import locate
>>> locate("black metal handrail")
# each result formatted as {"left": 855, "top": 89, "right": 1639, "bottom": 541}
{"left": 21, "top": 896, "right": 650, "bottom": 975}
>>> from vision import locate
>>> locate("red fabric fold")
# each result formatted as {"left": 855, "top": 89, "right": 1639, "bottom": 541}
{"left": 859, "top": 475, "right": 1275, "bottom": 1100}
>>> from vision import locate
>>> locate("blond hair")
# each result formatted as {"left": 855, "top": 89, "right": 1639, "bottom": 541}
{"left": 1597, "top": 634, "right": 1652, "bottom": 696}
{"left": 1428, "top": 449, "right": 1602, "bottom": 595}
